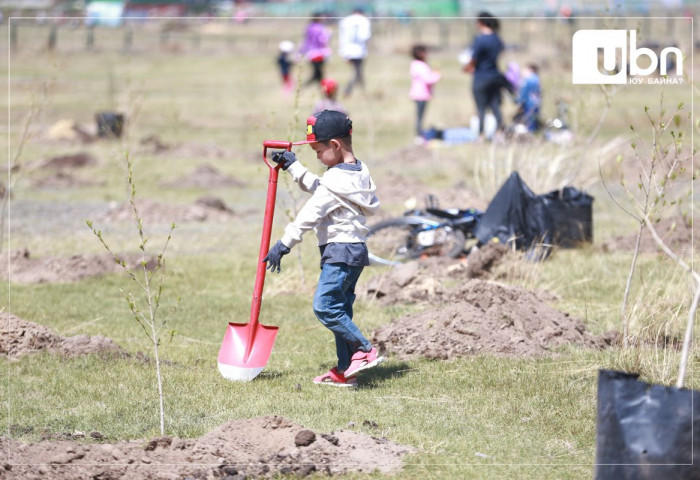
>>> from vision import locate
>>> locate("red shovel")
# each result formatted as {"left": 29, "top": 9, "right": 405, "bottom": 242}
{"left": 217, "top": 140, "right": 292, "bottom": 381}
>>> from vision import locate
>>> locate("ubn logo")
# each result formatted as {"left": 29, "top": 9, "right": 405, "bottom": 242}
{"left": 572, "top": 30, "right": 683, "bottom": 84}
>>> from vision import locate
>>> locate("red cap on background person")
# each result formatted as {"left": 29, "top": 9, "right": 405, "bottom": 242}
{"left": 320, "top": 78, "right": 338, "bottom": 96}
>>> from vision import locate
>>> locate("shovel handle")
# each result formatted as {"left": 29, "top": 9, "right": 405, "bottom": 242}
{"left": 262, "top": 140, "right": 292, "bottom": 170}
{"left": 249, "top": 140, "right": 293, "bottom": 332}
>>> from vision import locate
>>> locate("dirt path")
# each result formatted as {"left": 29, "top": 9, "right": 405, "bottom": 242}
{"left": 2, "top": 416, "right": 415, "bottom": 479}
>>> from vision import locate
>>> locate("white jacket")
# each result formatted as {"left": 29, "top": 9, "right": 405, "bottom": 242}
{"left": 280, "top": 160, "right": 380, "bottom": 249}
{"left": 338, "top": 13, "right": 371, "bottom": 60}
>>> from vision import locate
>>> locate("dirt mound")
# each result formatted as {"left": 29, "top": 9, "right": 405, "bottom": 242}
{"left": 1, "top": 313, "right": 124, "bottom": 359}
{"left": 0, "top": 249, "right": 156, "bottom": 284}
{"left": 140, "top": 135, "right": 230, "bottom": 159}
{"left": 376, "top": 173, "right": 487, "bottom": 213}
{"left": 372, "top": 279, "right": 611, "bottom": 359}
{"left": 2, "top": 416, "right": 415, "bottom": 479}
{"left": 46, "top": 120, "right": 96, "bottom": 143}
{"left": 40, "top": 152, "right": 98, "bottom": 170}
{"left": 160, "top": 163, "right": 246, "bottom": 189}
{"left": 32, "top": 171, "right": 105, "bottom": 189}
{"left": 363, "top": 243, "right": 508, "bottom": 304}
{"left": 603, "top": 216, "right": 696, "bottom": 254}
{"left": 99, "top": 197, "right": 235, "bottom": 224}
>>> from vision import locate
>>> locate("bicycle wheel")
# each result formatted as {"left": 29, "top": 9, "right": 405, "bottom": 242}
{"left": 367, "top": 217, "right": 465, "bottom": 266}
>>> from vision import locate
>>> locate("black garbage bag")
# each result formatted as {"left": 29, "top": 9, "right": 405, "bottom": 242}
{"left": 473, "top": 171, "right": 553, "bottom": 258}
{"left": 541, "top": 186, "right": 594, "bottom": 248}
{"left": 595, "top": 369, "right": 700, "bottom": 480}
{"left": 474, "top": 172, "right": 594, "bottom": 260}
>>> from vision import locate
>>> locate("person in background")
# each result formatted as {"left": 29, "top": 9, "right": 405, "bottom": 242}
{"left": 300, "top": 14, "right": 332, "bottom": 88}
{"left": 313, "top": 78, "right": 348, "bottom": 115}
{"left": 463, "top": 11, "right": 506, "bottom": 141}
{"left": 338, "top": 7, "right": 371, "bottom": 97}
{"left": 514, "top": 63, "right": 542, "bottom": 132}
{"left": 277, "top": 40, "right": 296, "bottom": 94}
{"left": 409, "top": 44, "right": 441, "bottom": 141}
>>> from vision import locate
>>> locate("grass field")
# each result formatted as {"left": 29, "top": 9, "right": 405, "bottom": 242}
{"left": 2, "top": 15, "right": 698, "bottom": 479}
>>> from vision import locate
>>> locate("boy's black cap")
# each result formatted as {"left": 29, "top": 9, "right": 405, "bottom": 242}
{"left": 297, "top": 110, "right": 352, "bottom": 144}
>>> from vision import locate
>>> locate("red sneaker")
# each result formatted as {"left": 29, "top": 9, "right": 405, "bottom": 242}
{"left": 343, "top": 347, "right": 384, "bottom": 378}
{"left": 313, "top": 367, "right": 357, "bottom": 388}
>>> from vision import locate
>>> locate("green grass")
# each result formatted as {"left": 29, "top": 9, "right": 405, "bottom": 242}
{"left": 1, "top": 17, "right": 698, "bottom": 479}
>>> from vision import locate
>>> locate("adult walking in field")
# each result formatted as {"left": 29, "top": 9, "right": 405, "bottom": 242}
{"left": 463, "top": 12, "right": 507, "bottom": 141}
{"left": 300, "top": 14, "right": 333, "bottom": 88}
{"left": 338, "top": 7, "right": 371, "bottom": 97}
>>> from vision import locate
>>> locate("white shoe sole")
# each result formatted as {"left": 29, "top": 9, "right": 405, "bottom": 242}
{"left": 344, "top": 356, "right": 385, "bottom": 378}
{"left": 313, "top": 380, "right": 358, "bottom": 388}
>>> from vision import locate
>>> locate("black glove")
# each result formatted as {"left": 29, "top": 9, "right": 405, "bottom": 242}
{"left": 271, "top": 151, "right": 297, "bottom": 171}
{"left": 263, "top": 240, "right": 291, "bottom": 273}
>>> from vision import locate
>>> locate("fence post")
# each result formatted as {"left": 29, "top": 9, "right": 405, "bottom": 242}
{"left": 48, "top": 23, "right": 57, "bottom": 51}
{"left": 411, "top": 20, "right": 421, "bottom": 43}
{"left": 123, "top": 26, "right": 133, "bottom": 52}
{"left": 86, "top": 25, "right": 95, "bottom": 50}
{"left": 10, "top": 21, "right": 18, "bottom": 52}
{"left": 439, "top": 20, "right": 449, "bottom": 49}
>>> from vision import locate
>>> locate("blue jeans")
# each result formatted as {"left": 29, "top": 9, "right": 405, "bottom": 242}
{"left": 313, "top": 263, "right": 371, "bottom": 371}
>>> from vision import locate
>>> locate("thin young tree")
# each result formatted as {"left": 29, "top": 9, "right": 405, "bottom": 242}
{"left": 601, "top": 98, "right": 689, "bottom": 348}
{"left": 87, "top": 154, "right": 178, "bottom": 436}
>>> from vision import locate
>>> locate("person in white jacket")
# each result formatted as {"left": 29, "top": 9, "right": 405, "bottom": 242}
{"left": 263, "top": 110, "right": 384, "bottom": 387}
{"left": 338, "top": 8, "right": 371, "bottom": 97}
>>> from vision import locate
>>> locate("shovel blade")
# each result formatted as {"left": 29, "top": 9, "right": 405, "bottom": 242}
{"left": 217, "top": 322, "right": 279, "bottom": 382}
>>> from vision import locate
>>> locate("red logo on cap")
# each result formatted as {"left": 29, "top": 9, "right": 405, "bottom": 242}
{"left": 306, "top": 116, "right": 317, "bottom": 142}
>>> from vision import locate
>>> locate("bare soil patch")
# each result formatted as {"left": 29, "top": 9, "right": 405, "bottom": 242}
{"left": 1, "top": 313, "right": 124, "bottom": 359}
{"left": 99, "top": 197, "right": 235, "bottom": 224}
{"left": 159, "top": 163, "right": 246, "bottom": 189}
{"left": 372, "top": 278, "right": 615, "bottom": 360}
{"left": 0, "top": 249, "right": 156, "bottom": 285}
{"left": 2, "top": 416, "right": 414, "bottom": 479}
{"left": 39, "top": 152, "right": 98, "bottom": 170}
{"left": 602, "top": 216, "right": 696, "bottom": 254}
{"left": 139, "top": 135, "right": 231, "bottom": 159}
{"left": 31, "top": 171, "right": 105, "bottom": 190}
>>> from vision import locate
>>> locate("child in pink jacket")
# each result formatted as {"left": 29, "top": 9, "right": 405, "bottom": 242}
{"left": 409, "top": 45, "right": 441, "bottom": 138}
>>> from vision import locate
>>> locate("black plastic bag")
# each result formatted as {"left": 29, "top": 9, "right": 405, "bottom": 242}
{"left": 595, "top": 369, "right": 700, "bottom": 479}
{"left": 474, "top": 172, "right": 594, "bottom": 260}
{"left": 541, "top": 186, "right": 594, "bottom": 248}
{"left": 473, "top": 171, "right": 553, "bottom": 254}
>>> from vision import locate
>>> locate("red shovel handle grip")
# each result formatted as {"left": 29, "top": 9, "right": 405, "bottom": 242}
{"left": 262, "top": 140, "right": 292, "bottom": 170}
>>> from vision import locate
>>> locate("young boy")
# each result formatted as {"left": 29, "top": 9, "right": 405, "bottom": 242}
{"left": 263, "top": 110, "right": 383, "bottom": 388}
{"left": 312, "top": 78, "right": 348, "bottom": 115}
{"left": 277, "top": 40, "right": 295, "bottom": 94}
{"left": 514, "top": 63, "right": 541, "bottom": 132}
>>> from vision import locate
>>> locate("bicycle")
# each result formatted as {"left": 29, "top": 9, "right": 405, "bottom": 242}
{"left": 367, "top": 195, "right": 482, "bottom": 266}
